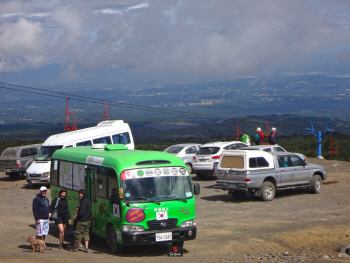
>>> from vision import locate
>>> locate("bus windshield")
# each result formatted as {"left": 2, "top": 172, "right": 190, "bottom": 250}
{"left": 35, "top": 146, "right": 63, "bottom": 161}
{"left": 121, "top": 170, "right": 193, "bottom": 203}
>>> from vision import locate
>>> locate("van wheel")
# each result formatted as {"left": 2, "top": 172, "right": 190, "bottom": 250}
{"left": 231, "top": 191, "right": 246, "bottom": 199}
{"left": 9, "top": 173, "right": 20, "bottom": 180}
{"left": 108, "top": 225, "right": 123, "bottom": 254}
{"left": 186, "top": 164, "right": 192, "bottom": 174}
{"left": 196, "top": 173, "right": 207, "bottom": 180}
{"left": 310, "top": 174, "right": 322, "bottom": 194}
{"left": 260, "top": 181, "right": 275, "bottom": 201}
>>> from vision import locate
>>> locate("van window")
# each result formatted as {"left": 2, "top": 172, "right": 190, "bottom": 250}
{"left": 35, "top": 146, "right": 63, "bottom": 161}
{"left": 220, "top": 156, "right": 244, "bottom": 169}
{"left": 112, "top": 132, "right": 131, "bottom": 144}
{"left": 2, "top": 149, "right": 17, "bottom": 158}
{"left": 249, "top": 157, "right": 269, "bottom": 168}
{"left": 93, "top": 136, "right": 112, "bottom": 144}
{"left": 76, "top": 140, "right": 92, "bottom": 146}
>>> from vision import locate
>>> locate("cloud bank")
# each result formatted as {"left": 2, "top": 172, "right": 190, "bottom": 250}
{"left": 0, "top": 0, "right": 349, "bottom": 80}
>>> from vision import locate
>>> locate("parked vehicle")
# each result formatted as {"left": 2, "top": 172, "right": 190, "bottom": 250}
{"left": 26, "top": 120, "right": 134, "bottom": 185}
{"left": 210, "top": 150, "right": 327, "bottom": 201}
{"left": 192, "top": 141, "right": 248, "bottom": 180}
{"left": 242, "top": 145, "right": 306, "bottom": 160}
{"left": 163, "top": 143, "right": 202, "bottom": 174}
{"left": 0, "top": 144, "right": 41, "bottom": 180}
{"left": 51, "top": 144, "right": 200, "bottom": 253}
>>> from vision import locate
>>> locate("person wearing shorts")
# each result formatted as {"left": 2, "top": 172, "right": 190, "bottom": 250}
{"left": 32, "top": 186, "right": 51, "bottom": 250}
{"left": 71, "top": 189, "right": 91, "bottom": 253}
{"left": 50, "top": 188, "right": 71, "bottom": 249}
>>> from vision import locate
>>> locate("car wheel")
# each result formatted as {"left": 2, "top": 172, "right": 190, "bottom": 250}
{"left": 196, "top": 173, "right": 207, "bottom": 180}
{"left": 260, "top": 181, "right": 275, "bottom": 201}
{"left": 231, "top": 191, "right": 246, "bottom": 199}
{"left": 9, "top": 173, "right": 20, "bottom": 180}
{"left": 186, "top": 163, "right": 192, "bottom": 174}
{"left": 108, "top": 225, "right": 123, "bottom": 254}
{"left": 310, "top": 174, "right": 322, "bottom": 194}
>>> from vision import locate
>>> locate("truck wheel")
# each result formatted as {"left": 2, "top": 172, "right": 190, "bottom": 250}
{"left": 196, "top": 173, "right": 207, "bottom": 180}
{"left": 231, "top": 191, "right": 246, "bottom": 199}
{"left": 186, "top": 164, "right": 193, "bottom": 174}
{"left": 260, "top": 181, "right": 275, "bottom": 201}
{"left": 108, "top": 225, "right": 123, "bottom": 254}
{"left": 310, "top": 174, "right": 322, "bottom": 194}
{"left": 9, "top": 173, "right": 20, "bottom": 180}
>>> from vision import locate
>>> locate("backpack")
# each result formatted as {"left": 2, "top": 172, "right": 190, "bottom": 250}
{"left": 255, "top": 132, "right": 260, "bottom": 141}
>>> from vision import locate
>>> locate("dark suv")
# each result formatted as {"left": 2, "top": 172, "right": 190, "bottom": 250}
{"left": 0, "top": 144, "right": 41, "bottom": 180}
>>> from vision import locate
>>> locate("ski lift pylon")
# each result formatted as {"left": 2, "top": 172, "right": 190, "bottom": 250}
{"left": 64, "top": 98, "right": 77, "bottom": 131}
{"left": 329, "top": 133, "right": 338, "bottom": 154}
{"left": 235, "top": 121, "right": 244, "bottom": 141}
{"left": 262, "top": 122, "right": 269, "bottom": 145}
{"left": 99, "top": 100, "right": 109, "bottom": 123}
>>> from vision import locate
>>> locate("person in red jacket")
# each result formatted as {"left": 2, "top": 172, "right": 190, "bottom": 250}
{"left": 255, "top": 127, "right": 264, "bottom": 145}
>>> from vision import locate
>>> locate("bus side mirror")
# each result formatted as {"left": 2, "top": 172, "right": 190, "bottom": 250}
{"left": 193, "top": 183, "right": 200, "bottom": 195}
{"left": 119, "top": 188, "right": 124, "bottom": 200}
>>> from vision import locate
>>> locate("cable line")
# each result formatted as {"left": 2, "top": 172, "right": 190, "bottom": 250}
{"left": 0, "top": 82, "right": 222, "bottom": 119}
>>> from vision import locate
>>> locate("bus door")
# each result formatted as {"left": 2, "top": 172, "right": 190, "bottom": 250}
{"left": 88, "top": 167, "right": 98, "bottom": 233}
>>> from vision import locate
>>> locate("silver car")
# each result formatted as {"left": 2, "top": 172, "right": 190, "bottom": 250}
{"left": 193, "top": 141, "right": 248, "bottom": 179}
{"left": 163, "top": 143, "right": 202, "bottom": 174}
{"left": 243, "top": 145, "right": 306, "bottom": 160}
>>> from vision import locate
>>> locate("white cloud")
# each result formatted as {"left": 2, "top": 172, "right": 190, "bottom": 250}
{"left": 0, "top": 0, "right": 349, "bottom": 79}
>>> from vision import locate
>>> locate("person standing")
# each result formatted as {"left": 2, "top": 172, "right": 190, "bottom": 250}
{"left": 268, "top": 127, "right": 279, "bottom": 145}
{"left": 241, "top": 133, "right": 251, "bottom": 146}
{"left": 71, "top": 189, "right": 91, "bottom": 253}
{"left": 50, "top": 188, "right": 71, "bottom": 249}
{"left": 32, "top": 186, "right": 51, "bottom": 250}
{"left": 255, "top": 127, "right": 264, "bottom": 145}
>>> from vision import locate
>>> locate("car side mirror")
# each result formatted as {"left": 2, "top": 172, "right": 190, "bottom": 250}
{"left": 193, "top": 183, "right": 200, "bottom": 195}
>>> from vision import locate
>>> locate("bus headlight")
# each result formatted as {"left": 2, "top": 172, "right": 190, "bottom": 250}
{"left": 122, "top": 224, "right": 145, "bottom": 232}
{"left": 180, "top": 219, "right": 196, "bottom": 228}
{"left": 42, "top": 172, "right": 50, "bottom": 177}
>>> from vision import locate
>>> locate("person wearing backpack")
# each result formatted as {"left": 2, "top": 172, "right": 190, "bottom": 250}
{"left": 255, "top": 127, "right": 264, "bottom": 145}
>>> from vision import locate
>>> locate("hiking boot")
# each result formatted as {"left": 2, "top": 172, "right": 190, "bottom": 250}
{"left": 85, "top": 248, "right": 89, "bottom": 253}
{"left": 44, "top": 246, "right": 51, "bottom": 250}
{"left": 58, "top": 244, "right": 63, "bottom": 249}
{"left": 70, "top": 247, "right": 79, "bottom": 252}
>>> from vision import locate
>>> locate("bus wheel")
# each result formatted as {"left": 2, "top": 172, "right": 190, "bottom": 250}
{"left": 108, "top": 226, "right": 123, "bottom": 254}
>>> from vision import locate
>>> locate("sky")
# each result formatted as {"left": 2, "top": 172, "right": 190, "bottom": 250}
{"left": 0, "top": 0, "right": 349, "bottom": 82}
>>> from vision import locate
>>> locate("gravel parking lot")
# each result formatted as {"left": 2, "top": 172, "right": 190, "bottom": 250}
{"left": 0, "top": 157, "right": 350, "bottom": 262}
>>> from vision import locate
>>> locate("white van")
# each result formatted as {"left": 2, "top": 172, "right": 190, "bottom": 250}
{"left": 26, "top": 120, "right": 134, "bottom": 185}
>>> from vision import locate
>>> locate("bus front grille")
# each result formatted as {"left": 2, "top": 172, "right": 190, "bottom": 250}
{"left": 147, "top": 219, "right": 178, "bottom": 230}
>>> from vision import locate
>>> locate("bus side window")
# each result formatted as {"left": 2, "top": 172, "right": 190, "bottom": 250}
{"left": 93, "top": 136, "right": 112, "bottom": 144}
{"left": 97, "top": 167, "right": 108, "bottom": 199}
{"left": 108, "top": 170, "right": 119, "bottom": 204}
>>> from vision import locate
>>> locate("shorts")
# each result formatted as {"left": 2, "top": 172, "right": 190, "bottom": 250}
{"left": 35, "top": 219, "right": 50, "bottom": 236}
{"left": 55, "top": 216, "right": 70, "bottom": 226}
{"left": 74, "top": 221, "right": 91, "bottom": 242}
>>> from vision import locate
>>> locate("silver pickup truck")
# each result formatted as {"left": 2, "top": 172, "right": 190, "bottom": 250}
{"left": 210, "top": 150, "right": 327, "bottom": 201}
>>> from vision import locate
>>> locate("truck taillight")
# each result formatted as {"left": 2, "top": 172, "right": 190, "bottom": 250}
{"left": 16, "top": 159, "right": 21, "bottom": 167}
{"left": 211, "top": 155, "right": 220, "bottom": 159}
{"left": 245, "top": 178, "right": 250, "bottom": 182}
{"left": 193, "top": 156, "right": 196, "bottom": 160}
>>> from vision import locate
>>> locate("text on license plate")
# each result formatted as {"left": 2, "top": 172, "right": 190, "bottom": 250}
{"left": 156, "top": 232, "right": 172, "bottom": 242}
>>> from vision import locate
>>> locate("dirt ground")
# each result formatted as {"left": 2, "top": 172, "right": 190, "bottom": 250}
{"left": 1, "top": 157, "right": 350, "bottom": 262}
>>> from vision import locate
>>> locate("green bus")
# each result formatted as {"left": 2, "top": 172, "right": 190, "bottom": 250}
{"left": 50, "top": 144, "right": 200, "bottom": 253}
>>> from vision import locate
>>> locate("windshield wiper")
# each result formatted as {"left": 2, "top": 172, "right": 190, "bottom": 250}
{"left": 158, "top": 196, "right": 188, "bottom": 203}
{"left": 126, "top": 197, "right": 161, "bottom": 205}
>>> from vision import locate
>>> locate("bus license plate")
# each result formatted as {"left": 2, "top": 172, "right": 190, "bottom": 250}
{"left": 156, "top": 232, "right": 172, "bottom": 242}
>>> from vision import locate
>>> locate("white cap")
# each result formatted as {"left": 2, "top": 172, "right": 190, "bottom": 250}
{"left": 257, "top": 127, "right": 261, "bottom": 131}
{"left": 272, "top": 127, "right": 276, "bottom": 131}
{"left": 40, "top": 186, "right": 48, "bottom": 191}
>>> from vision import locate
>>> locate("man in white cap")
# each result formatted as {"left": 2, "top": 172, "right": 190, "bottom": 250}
{"left": 268, "top": 127, "right": 279, "bottom": 145}
{"left": 32, "top": 186, "right": 51, "bottom": 250}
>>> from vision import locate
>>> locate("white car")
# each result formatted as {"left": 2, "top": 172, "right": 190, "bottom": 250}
{"left": 243, "top": 145, "right": 306, "bottom": 160}
{"left": 163, "top": 143, "right": 202, "bottom": 174}
{"left": 192, "top": 141, "right": 248, "bottom": 179}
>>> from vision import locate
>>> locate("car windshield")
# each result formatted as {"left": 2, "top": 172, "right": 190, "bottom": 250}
{"left": 1, "top": 149, "right": 17, "bottom": 158}
{"left": 35, "top": 146, "right": 63, "bottom": 161}
{"left": 164, "top": 146, "right": 184, "bottom": 154}
{"left": 197, "top": 147, "right": 220, "bottom": 155}
{"left": 122, "top": 175, "right": 193, "bottom": 203}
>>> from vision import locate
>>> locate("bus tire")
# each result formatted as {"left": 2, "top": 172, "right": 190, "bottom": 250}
{"left": 108, "top": 225, "right": 123, "bottom": 254}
